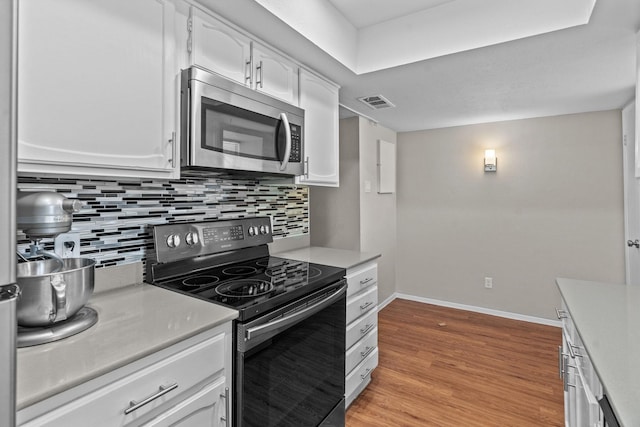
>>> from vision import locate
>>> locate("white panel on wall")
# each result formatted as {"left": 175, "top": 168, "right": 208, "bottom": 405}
{"left": 635, "top": 30, "right": 640, "bottom": 177}
{"left": 377, "top": 139, "right": 396, "bottom": 194}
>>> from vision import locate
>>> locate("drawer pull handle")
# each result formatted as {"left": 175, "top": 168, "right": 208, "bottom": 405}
{"left": 558, "top": 346, "right": 564, "bottom": 380}
{"left": 360, "top": 301, "right": 374, "bottom": 311}
{"left": 555, "top": 308, "right": 568, "bottom": 319}
{"left": 360, "top": 323, "right": 375, "bottom": 335}
{"left": 220, "top": 386, "right": 230, "bottom": 426}
{"left": 361, "top": 346, "right": 375, "bottom": 359}
{"left": 124, "top": 383, "right": 178, "bottom": 415}
{"left": 569, "top": 344, "right": 583, "bottom": 358}
{"left": 359, "top": 277, "right": 373, "bottom": 285}
{"left": 360, "top": 368, "right": 372, "bottom": 380}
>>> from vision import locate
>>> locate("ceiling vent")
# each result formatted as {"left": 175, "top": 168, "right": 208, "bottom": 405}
{"left": 357, "top": 94, "right": 396, "bottom": 110}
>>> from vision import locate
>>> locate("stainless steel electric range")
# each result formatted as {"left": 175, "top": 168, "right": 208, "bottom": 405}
{"left": 146, "top": 217, "right": 346, "bottom": 427}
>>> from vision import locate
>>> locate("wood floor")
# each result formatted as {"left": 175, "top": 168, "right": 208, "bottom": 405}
{"left": 346, "top": 299, "right": 564, "bottom": 427}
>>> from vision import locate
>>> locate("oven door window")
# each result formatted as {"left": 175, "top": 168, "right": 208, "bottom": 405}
{"left": 238, "top": 295, "right": 346, "bottom": 427}
{"left": 201, "top": 98, "right": 287, "bottom": 162}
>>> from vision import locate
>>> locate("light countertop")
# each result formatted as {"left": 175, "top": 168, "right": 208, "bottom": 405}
{"left": 274, "top": 246, "right": 380, "bottom": 270}
{"left": 556, "top": 278, "right": 640, "bottom": 427}
{"left": 17, "top": 283, "right": 238, "bottom": 410}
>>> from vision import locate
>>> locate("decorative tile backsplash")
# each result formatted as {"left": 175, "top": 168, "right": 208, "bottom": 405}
{"left": 17, "top": 176, "right": 309, "bottom": 269}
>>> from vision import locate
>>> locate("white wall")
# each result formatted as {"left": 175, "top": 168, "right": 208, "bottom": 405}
{"left": 396, "top": 110, "right": 625, "bottom": 320}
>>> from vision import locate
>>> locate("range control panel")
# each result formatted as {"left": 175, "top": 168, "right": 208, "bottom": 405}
{"left": 153, "top": 217, "right": 273, "bottom": 264}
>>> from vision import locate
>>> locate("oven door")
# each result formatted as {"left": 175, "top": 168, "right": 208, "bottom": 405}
{"left": 182, "top": 68, "right": 303, "bottom": 176}
{"left": 235, "top": 281, "right": 346, "bottom": 427}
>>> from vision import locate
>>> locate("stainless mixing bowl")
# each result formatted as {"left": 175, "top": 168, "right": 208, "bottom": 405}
{"left": 16, "top": 258, "right": 95, "bottom": 327}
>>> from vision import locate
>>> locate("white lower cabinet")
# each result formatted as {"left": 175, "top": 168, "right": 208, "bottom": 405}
{"left": 141, "top": 376, "right": 228, "bottom": 427}
{"left": 344, "top": 261, "right": 378, "bottom": 407}
{"left": 17, "top": 324, "right": 232, "bottom": 427}
{"left": 557, "top": 302, "right": 603, "bottom": 427}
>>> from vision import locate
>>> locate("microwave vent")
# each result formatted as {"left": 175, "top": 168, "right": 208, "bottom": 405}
{"left": 357, "top": 94, "right": 396, "bottom": 110}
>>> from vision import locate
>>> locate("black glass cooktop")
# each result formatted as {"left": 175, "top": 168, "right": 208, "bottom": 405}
{"left": 153, "top": 256, "right": 346, "bottom": 321}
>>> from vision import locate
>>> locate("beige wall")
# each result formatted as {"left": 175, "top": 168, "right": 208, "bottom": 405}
{"left": 311, "top": 117, "right": 397, "bottom": 304}
{"left": 396, "top": 110, "right": 625, "bottom": 320}
{"left": 310, "top": 117, "right": 360, "bottom": 251}
{"left": 358, "top": 119, "right": 397, "bottom": 304}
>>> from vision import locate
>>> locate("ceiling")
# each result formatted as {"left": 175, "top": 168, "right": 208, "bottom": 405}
{"left": 199, "top": 0, "right": 639, "bottom": 132}
{"left": 327, "top": 0, "right": 455, "bottom": 29}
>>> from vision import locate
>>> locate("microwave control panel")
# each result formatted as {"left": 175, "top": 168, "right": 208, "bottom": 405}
{"left": 289, "top": 124, "right": 302, "bottom": 162}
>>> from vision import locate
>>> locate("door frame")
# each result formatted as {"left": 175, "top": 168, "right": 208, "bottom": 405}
{"left": 623, "top": 100, "right": 638, "bottom": 285}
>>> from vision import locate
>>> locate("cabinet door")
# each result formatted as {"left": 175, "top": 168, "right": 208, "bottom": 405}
{"left": 17, "top": 0, "right": 177, "bottom": 179}
{"left": 297, "top": 69, "right": 340, "bottom": 186}
{"left": 142, "top": 377, "right": 229, "bottom": 427}
{"left": 252, "top": 43, "right": 299, "bottom": 105}
{"left": 189, "top": 7, "right": 251, "bottom": 86}
{"left": 18, "top": 331, "right": 227, "bottom": 427}
{"left": 562, "top": 334, "right": 578, "bottom": 427}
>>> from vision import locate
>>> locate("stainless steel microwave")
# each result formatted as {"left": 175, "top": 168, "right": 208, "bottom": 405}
{"left": 180, "top": 67, "right": 304, "bottom": 176}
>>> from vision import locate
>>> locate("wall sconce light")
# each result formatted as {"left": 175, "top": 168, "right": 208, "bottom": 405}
{"left": 484, "top": 149, "right": 497, "bottom": 172}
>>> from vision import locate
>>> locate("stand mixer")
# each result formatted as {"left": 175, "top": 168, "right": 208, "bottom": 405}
{"left": 16, "top": 191, "right": 98, "bottom": 347}
{"left": 17, "top": 191, "right": 82, "bottom": 261}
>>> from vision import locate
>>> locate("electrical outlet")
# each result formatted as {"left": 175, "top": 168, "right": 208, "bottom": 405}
{"left": 54, "top": 233, "right": 80, "bottom": 258}
{"left": 484, "top": 277, "right": 493, "bottom": 289}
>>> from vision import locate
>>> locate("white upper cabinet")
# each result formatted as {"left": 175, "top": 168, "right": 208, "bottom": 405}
{"left": 252, "top": 43, "right": 299, "bottom": 105}
{"left": 17, "top": 0, "right": 178, "bottom": 179}
{"left": 188, "top": 8, "right": 298, "bottom": 105}
{"left": 189, "top": 7, "right": 251, "bottom": 86}
{"left": 297, "top": 69, "right": 340, "bottom": 187}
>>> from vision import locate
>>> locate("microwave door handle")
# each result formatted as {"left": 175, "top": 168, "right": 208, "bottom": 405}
{"left": 279, "top": 112, "right": 292, "bottom": 171}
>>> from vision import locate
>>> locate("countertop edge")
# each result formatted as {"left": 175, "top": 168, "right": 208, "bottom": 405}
{"left": 274, "top": 246, "right": 381, "bottom": 269}
{"left": 17, "top": 283, "right": 238, "bottom": 410}
{"left": 555, "top": 277, "right": 636, "bottom": 427}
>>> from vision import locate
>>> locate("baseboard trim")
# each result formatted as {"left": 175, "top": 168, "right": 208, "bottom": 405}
{"left": 378, "top": 293, "right": 396, "bottom": 311}
{"left": 381, "top": 292, "right": 561, "bottom": 327}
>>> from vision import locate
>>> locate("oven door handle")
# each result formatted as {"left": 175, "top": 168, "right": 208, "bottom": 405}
{"left": 245, "top": 284, "right": 346, "bottom": 341}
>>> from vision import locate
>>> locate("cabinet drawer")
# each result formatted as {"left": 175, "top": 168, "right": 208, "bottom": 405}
{"left": 346, "top": 310, "right": 377, "bottom": 350}
{"left": 345, "top": 347, "right": 378, "bottom": 399}
{"left": 346, "top": 286, "right": 377, "bottom": 324}
{"left": 572, "top": 337, "right": 601, "bottom": 396}
{"left": 575, "top": 363, "right": 601, "bottom": 427}
{"left": 141, "top": 376, "right": 227, "bottom": 427}
{"left": 345, "top": 327, "right": 377, "bottom": 375}
{"left": 21, "top": 332, "right": 226, "bottom": 427}
{"left": 346, "top": 264, "right": 377, "bottom": 297}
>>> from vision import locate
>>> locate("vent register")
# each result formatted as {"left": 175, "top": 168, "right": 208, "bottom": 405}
{"left": 358, "top": 94, "right": 396, "bottom": 110}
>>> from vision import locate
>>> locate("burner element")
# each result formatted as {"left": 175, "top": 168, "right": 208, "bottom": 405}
{"left": 222, "top": 266, "right": 259, "bottom": 276}
{"left": 307, "top": 267, "right": 322, "bottom": 280}
{"left": 182, "top": 275, "right": 219, "bottom": 287}
{"left": 216, "top": 279, "right": 274, "bottom": 297}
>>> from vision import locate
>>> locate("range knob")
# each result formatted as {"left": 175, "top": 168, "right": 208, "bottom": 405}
{"left": 166, "top": 234, "right": 181, "bottom": 248}
{"left": 259, "top": 225, "right": 269, "bottom": 235}
{"left": 248, "top": 226, "right": 257, "bottom": 237}
{"left": 185, "top": 232, "right": 199, "bottom": 246}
